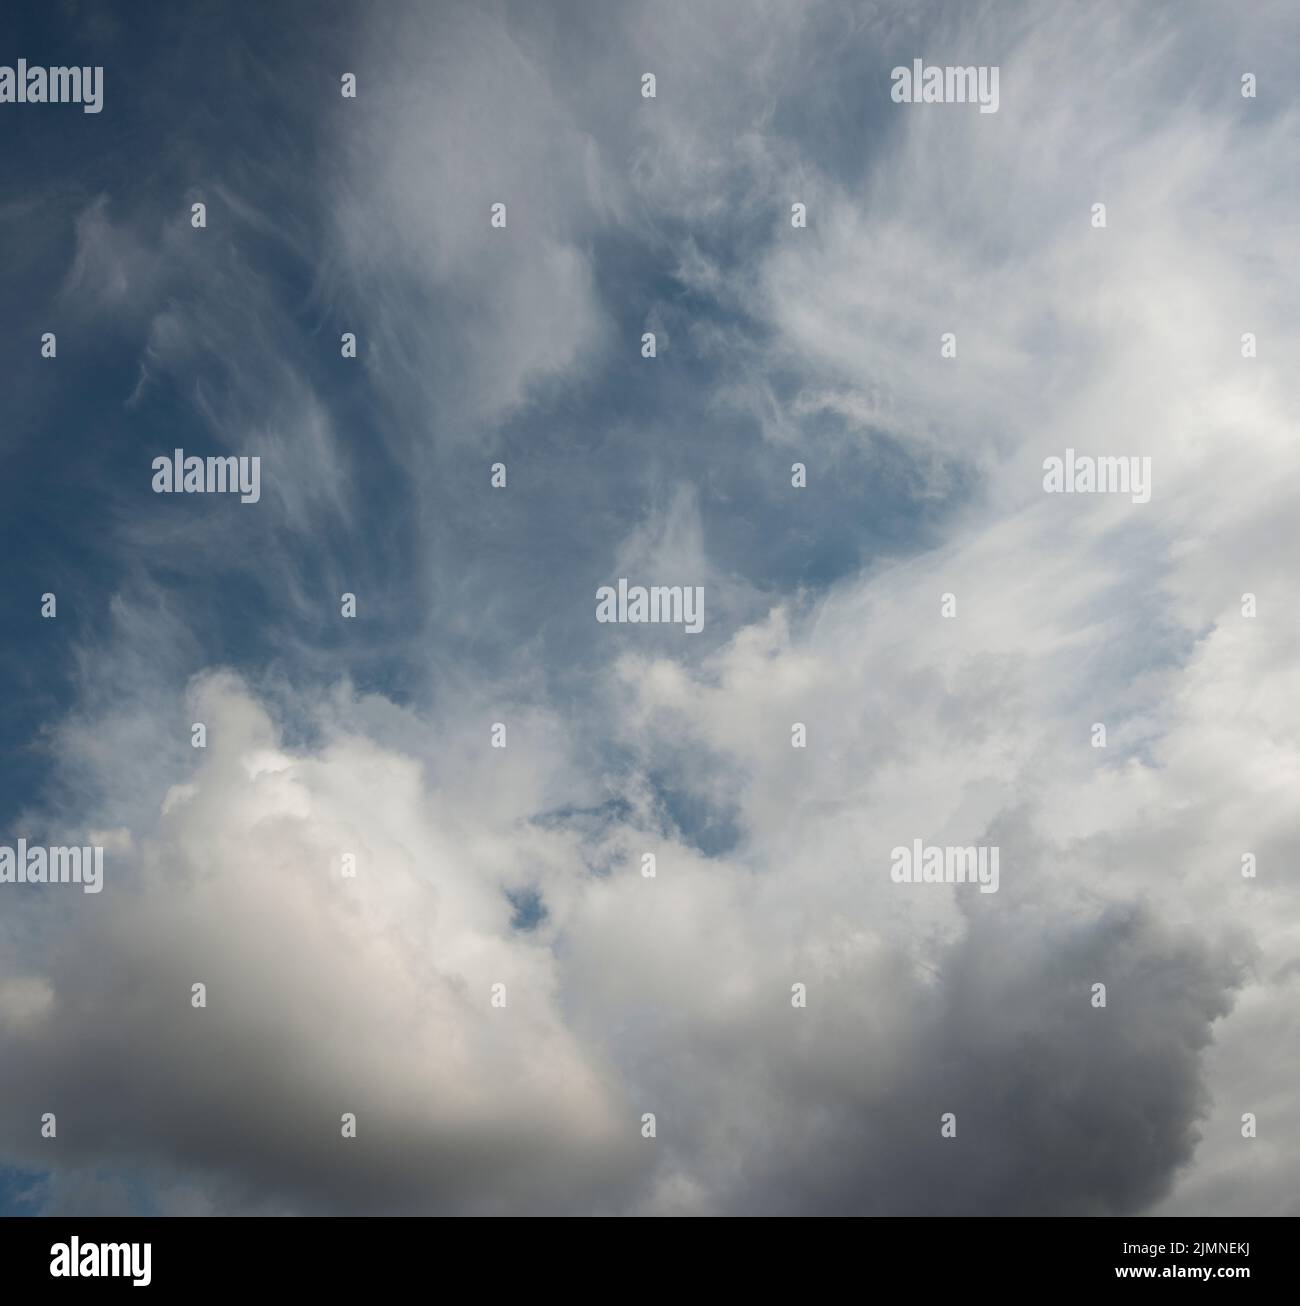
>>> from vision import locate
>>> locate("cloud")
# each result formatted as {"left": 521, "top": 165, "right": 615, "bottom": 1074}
{"left": 2, "top": 672, "right": 636, "bottom": 1214}
{"left": 2, "top": 0, "right": 1297, "bottom": 1216}
{"left": 0, "top": 635, "right": 1259, "bottom": 1214}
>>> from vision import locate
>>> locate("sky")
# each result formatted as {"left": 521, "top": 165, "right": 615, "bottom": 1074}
{"left": 0, "top": 0, "right": 1297, "bottom": 1216}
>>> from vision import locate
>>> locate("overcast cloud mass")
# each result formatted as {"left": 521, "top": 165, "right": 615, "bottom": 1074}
{"left": 0, "top": 0, "right": 1297, "bottom": 1216}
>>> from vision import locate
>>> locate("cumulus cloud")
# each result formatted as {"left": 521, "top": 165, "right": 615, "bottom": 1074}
{"left": 0, "top": 663, "right": 1256, "bottom": 1214}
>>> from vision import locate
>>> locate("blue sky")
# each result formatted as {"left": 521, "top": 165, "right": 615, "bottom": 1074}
{"left": 1, "top": 0, "right": 1297, "bottom": 1215}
